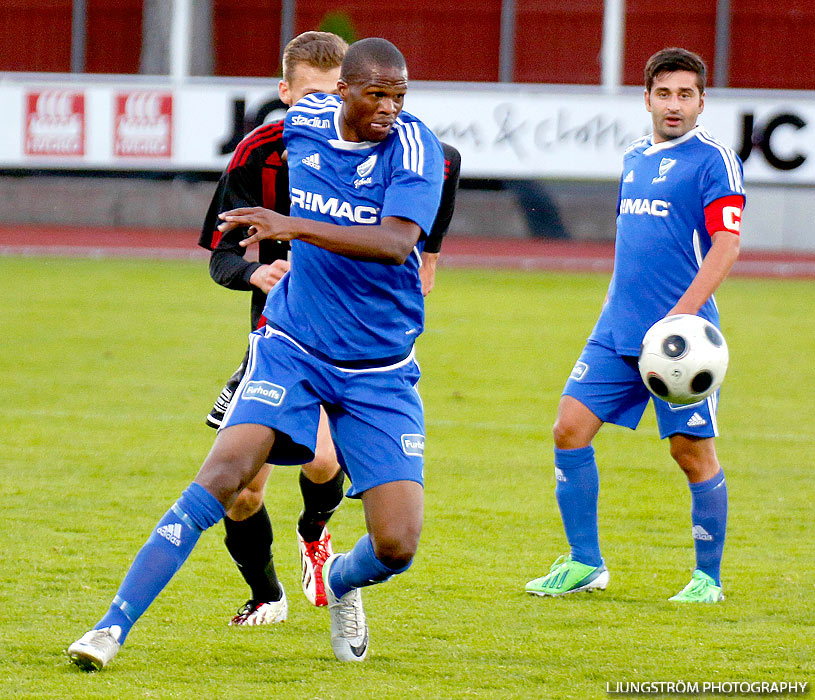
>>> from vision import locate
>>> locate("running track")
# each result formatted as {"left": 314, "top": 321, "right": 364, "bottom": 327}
{"left": 2, "top": 224, "right": 815, "bottom": 279}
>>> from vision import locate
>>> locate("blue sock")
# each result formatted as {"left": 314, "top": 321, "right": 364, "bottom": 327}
{"left": 328, "top": 534, "right": 410, "bottom": 598}
{"left": 689, "top": 469, "right": 728, "bottom": 585}
{"left": 95, "top": 483, "right": 225, "bottom": 642}
{"left": 554, "top": 446, "right": 603, "bottom": 567}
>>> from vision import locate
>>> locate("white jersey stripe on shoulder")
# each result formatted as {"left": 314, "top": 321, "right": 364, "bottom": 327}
{"left": 730, "top": 147, "right": 743, "bottom": 192}
{"left": 395, "top": 120, "right": 425, "bottom": 175}
{"left": 290, "top": 106, "right": 336, "bottom": 116}
{"left": 715, "top": 129, "right": 743, "bottom": 191}
{"left": 299, "top": 94, "right": 338, "bottom": 108}
{"left": 410, "top": 122, "right": 425, "bottom": 176}
{"left": 401, "top": 121, "right": 419, "bottom": 172}
{"left": 696, "top": 130, "right": 742, "bottom": 193}
{"left": 405, "top": 122, "right": 420, "bottom": 174}
{"left": 291, "top": 95, "right": 339, "bottom": 116}
{"left": 696, "top": 131, "right": 735, "bottom": 191}
{"left": 395, "top": 122, "right": 411, "bottom": 171}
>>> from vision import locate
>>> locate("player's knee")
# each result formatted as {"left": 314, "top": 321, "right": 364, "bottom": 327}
{"left": 201, "top": 454, "right": 257, "bottom": 502}
{"left": 553, "top": 417, "right": 585, "bottom": 450}
{"left": 669, "top": 441, "right": 713, "bottom": 481}
{"left": 372, "top": 529, "right": 420, "bottom": 570}
{"left": 226, "top": 486, "right": 264, "bottom": 521}
{"left": 301, "top": 454, "right": 340, "bottom": 483}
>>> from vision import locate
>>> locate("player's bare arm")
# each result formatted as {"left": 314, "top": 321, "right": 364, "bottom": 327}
{"left": 668, "top": 230, "right": 740, "bottom": 316}
{"left": 668, "top": 193, "right": 744, "bottom": 316}
{"left": 220, "top": 207, "right": 421, "bottom": 264}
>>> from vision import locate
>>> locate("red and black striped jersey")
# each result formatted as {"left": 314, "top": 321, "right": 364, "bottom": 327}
{"left": 198, "top": 119, "right": 291, "bottom": 328}
{"left": 199, "top": 118, "right": 460, "bottom": 330}
{"left": 199, "top": 118, "right": 290, "bottom": 252}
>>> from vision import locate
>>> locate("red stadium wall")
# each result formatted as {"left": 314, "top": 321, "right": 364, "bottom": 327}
{"left": 0, "top": 0, "right": 141, "bottom": 73}
{"left": 213, "top": 0, "right": 283, "bottom": 77}
{"left": 0, "top": 0, "right": 73, "bottom": 72}
{"left": 1, "top": 0, "right": 813, "bottom": 90}
{"left": 514, "top": 1, "right": 603, "bottom": 84}
{"left": 623, "top": 0, "right": 718, "bottom": 87}
{"left": 293, "top": 0, "right": 503, "bottom": 81}
{"left": 85, "top": 0, "right": 142, "bottom": 74}
{"left": 730, "top": 0, "right": 815, "bottom": 89}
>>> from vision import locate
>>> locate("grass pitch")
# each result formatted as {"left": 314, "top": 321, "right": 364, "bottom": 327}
{"left": 0, "top": 257, "right": 812, "bottom": 699}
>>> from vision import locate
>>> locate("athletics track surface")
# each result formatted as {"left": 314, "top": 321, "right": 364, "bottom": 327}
{"left": 2, "top": 225, "right": 815, "bottom": 279}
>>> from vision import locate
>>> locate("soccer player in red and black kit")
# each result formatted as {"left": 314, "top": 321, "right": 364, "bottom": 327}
{"left": 198, "top": 32, "right": 461, "bottom": 626}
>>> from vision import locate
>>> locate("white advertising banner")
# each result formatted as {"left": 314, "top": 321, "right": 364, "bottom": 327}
{"left": 1, "top": 74, "right": 813, "bottom": 183}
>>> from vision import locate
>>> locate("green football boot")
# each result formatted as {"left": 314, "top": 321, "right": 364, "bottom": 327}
{"left": 525, "top": 554, "right": 609, "bottom": 597}
{"left": 669, "top": 570, "right": 724, "bottom": 603}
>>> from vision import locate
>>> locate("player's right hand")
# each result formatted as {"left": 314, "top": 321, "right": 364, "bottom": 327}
{"left": 249, "top": 260, "right": 290, "bottom": 293}
{"left": 218, "top": 207, "right": 296, "bottom": 246}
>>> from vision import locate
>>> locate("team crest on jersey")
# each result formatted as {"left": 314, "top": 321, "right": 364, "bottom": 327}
{"left": 356, "top": 154, "right": 378, "bottom": 177}
{"left": 652, "top": 157, "right": 677, "bottom": 183}
{"left": 354, "top": 155, "right": 377, "bottom": 188}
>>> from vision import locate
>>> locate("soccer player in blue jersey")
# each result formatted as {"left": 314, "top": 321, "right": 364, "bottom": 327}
{"left": 67, "top": 37, "right": 444, "bottom": 670}
{"left": 525, "top": 48, "right": 744, "bottom": 603}
{"left": 200, "top": 30, "right": 349, "bottom": 627}
{"left": 201, "top": 31, "right": 460, "bottom": 625}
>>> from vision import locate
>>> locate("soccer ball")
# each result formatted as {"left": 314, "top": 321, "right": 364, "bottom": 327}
{"left": 638, "top": 314, "right": 729, "bottom": 405}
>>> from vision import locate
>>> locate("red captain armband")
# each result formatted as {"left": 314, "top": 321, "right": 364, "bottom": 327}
{"left": 705, "top": 195, "right": 744, "bottom": 236}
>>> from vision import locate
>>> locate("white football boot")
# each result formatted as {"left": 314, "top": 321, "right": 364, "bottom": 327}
{"left": 67, "top": 625, "right": 122, "bottom": 671}
{"left": 322, "top": 554, "right": 369, "bottom": 662}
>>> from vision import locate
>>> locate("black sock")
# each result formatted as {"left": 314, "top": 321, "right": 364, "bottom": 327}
{"left": 223, "top": 504, "right": 283, "bottom": 602}
{"left": 297, "top": 469, "right": 345, "bottom": 542}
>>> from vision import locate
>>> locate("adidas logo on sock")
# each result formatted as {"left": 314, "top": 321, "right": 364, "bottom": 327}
{"left": 686, "top": 412, "right": 707, "bottom": 427}
{"left": 554, "top": 467, "right": 567, "bottom": 483}
{"left": 302, "top": 153, "right": 321, "bottom": 170}
{"left": 692, "top": 525, "right": 713, "bottom": 541}
{"left": 157, "top": 523, "right": 183, "bottom": 546}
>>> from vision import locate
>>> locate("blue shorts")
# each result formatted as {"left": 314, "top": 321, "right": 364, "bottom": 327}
{"left": 563, "top": 340, "right": 720, "bottom": 439}
{"left": 221, "top": 326, "right": 425, "bottom": 497}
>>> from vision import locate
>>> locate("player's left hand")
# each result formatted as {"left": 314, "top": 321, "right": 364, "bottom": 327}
{"left": 218, "top": 207, "right": 295, "bottom": 246}
{"left": 419, "top": 252, "right": 440, "bottom": 296}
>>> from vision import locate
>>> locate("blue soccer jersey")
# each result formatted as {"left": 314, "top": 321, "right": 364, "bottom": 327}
{"left": 261, "top": 93, "right": 444, "bottom": 362}
{"left": 591, "top": 126, "right": 745, "bottom": 355}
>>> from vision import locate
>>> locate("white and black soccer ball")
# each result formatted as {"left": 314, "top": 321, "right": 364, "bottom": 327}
{"left": 638, "top": 314, "right": 729, "bottom": 405}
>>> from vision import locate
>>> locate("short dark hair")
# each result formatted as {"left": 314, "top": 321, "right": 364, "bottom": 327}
{"left": 340, "top": 37, "right": 407, "bottom": 83}
{"left": 644, "top": 47, "right": 707, "bottom": 94}
{"left": 282, "top": 31, "right": 348, "bottom": 83}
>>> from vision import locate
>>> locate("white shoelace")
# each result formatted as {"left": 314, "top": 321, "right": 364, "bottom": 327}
{"left": 331, "top": 591, "right": 365, "bottom": 636}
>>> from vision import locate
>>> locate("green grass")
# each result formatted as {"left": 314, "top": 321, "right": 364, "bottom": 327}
{"left": 1, "top": 257, "right": 813, "bottom": 699}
